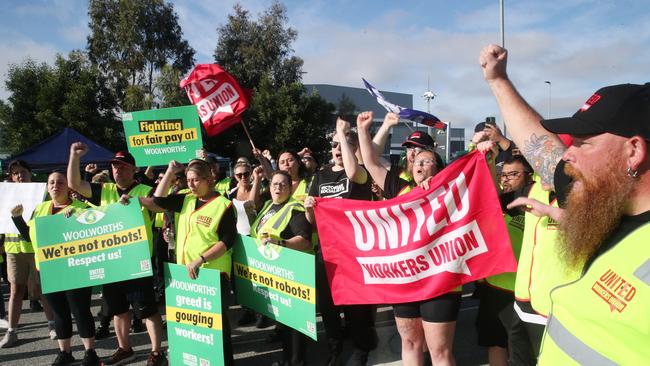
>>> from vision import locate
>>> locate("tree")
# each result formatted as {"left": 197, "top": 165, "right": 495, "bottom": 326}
{"left": 0, "top": 52, "right": 122, "bottom": 154}
{"left": 87, "top": 0, "right": 195, "bottom": 110}
{"left": 156, "top": 65, "right": 191, "bottom": 108}
{"left": 337, "top": 93, "right": 357, "bottom": 122}
{"left": 210, "top": 2, "right": 334, "bottom": 159}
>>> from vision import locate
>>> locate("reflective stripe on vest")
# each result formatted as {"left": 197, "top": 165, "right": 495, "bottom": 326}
{"left": 176, "top": 194, "right": 232, "bottom": 276}
{"left": 544, "top": 315, "right": 616, "bottom": 366}
{"left": 633, "top": 259, "right": 650, "bottom": 286}
{"left": 3, "top": 233, "right": 32, "bottom": 253}
{"left": 538, "top": 222, "right": 650, "bottom": 365}
{"left": 250, "top": 198, "right": 305, "bottom": 241}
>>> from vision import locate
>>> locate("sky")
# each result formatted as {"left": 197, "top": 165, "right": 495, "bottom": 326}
{"left": 1, "top": 0, "right": 649, "bottom": 135}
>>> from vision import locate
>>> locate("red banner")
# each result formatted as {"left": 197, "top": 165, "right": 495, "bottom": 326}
{"left": 314, "top": 151, "right": 517, "bottom": 305}
{"left": 180, "top": 64, "right": 249, "bottom": 136}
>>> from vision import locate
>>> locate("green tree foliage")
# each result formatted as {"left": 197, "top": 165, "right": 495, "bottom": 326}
{"left": 337, "top": 93, "right": 357, "bottom": 122}
{"left": 0, "top": 52, "right": 122, "bottom": 154}
{"left": 210, "top": 2, "right": 335, "bottom": 159}
{"left": 87, "top": 0, "right": 195, "bottom": 110}
{"left": 156, "top": 65, "right": 191, "bottom": 108}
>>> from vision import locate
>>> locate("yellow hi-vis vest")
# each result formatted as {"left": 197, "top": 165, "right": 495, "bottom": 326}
{"left": 28, "top": 199, "right": 89, "bottom": 269}
{"left": 214, "top": 177, "right": 231, "bottom": 196}
{"left": 4, "top": 233, "right": 32, "bottom": 254}
{"left": 250, "top": 198, "right": 305, "bottom": 243}
{"left": 538, "top": 223, "right": 650, "bottom": 365}
{"left": 486, "top": 213, "right": 525, "bottom": 291}
{"left": 514, "top": 176, "right": 581, "bottom": 317}
{"left": 100, "top": 183, "right": 153, "bottom": 252}
{"left": 291, "top": 179, "right": 310, "bottom": 203}
{"left": 176, "top": 194, "right": 232, "bottom": 276}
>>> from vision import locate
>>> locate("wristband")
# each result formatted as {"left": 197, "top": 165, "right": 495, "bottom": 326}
{"left": 200, "top": 255, "right": 206, "bottom": 263}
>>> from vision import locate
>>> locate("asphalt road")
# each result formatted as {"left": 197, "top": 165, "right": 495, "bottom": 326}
{"left": 0, "top": 283, "right": 488, "bottom": 365}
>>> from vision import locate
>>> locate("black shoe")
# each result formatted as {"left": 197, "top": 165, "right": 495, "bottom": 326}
{"left": 52, "top": 350, "right": 75, "bottom": 366}
{"left": 30, "top": 300, "right": 43, "bottom": 312}
{"left": 132, "top": 320, "right": 146, "bottom": 333}
{"left": 95, "top": 325, "right": 111, "bottom": 339}
{"left": 237, "top": 309, "right": 257, "bottom": 326}
{"left": 82, "top": 349, "right": 100, "bottom": 366}
{"left": 255, "top": 314, "right": 273, "bottom": 329}
{"left": 349, "top": 349, "right": 369, "bottom": 366}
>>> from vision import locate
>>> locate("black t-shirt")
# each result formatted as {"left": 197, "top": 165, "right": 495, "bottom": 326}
{"left": 255, "top": 202, "right": 312, "bottom": 241}
{"left": 383, "top": 164, "right": 411, "bottom": 199}
{"left": 153, "top": 193, "right": 237, "bottom": 250}
{"left": 308, "top": 164, "right": 372, "bottom": 200}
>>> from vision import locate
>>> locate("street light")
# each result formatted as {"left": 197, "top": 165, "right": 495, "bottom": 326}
{"left": 545, "top": 81, "right": 552, "bottom": 118}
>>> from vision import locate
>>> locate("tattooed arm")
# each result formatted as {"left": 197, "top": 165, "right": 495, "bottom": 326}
{"left": 479, "top": 44, "right": 566, "bottom": 190}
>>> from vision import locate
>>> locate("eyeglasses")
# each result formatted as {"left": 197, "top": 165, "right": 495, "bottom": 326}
{"left": 271, "top": 182, "right": 289, "bottom": 188}
{"left": 406, "top": 146, "right": 431, "bottom": 154}
{"left": 413, "top": 158, "right": 435, "bottom": 166}
{"left": 235, "top": 172, "right": 251, "bottom": 178}
{"left": 499, "top": 171, "right": 527, "bottom": 180}
{"left": 301, "top": 157, "right": 314, "bottom": 162}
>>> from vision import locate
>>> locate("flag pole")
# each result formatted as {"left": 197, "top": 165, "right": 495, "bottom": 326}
{"left": 239, "top": 119, "right": 257, "bottom": 150}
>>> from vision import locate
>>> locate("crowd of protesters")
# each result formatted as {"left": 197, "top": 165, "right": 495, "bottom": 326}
{"left": 1, "top": 44, "right": 648, "bottom": 366}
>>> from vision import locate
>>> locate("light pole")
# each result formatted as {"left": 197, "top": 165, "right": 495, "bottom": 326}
{"left": 545, "top": 81, "right": 552, "bottom": 118}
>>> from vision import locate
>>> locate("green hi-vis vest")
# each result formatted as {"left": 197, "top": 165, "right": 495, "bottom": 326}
{"left": 538, "top": 223, "right": 650, "bottom": 365}
{"left": 100, "top": 183, "right": 154, "bottom": 253}
{"left": 4, "top": 233, "right": 32, "bottom": 254}
{"left": 176, "top": 194, "right": 233, "bottom": 277}
{"left": 214, "top": 177, "right": 231, "bottom": 196}
{"left": 28, "top": 199, "right": 89, "bottom": 269}
{"left": 250, "top": 198, "right": 305, "bottom": 242}
{"left": 291, "top": 178, "right": 310, "bottom": 204}
{"left": 486, "top": 213, "right": 525, "bottom": 291}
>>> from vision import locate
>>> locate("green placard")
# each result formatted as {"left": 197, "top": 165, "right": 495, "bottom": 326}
{"left": 165, "top": 263, "right": 223, "bottom": 366}
{"left": 233, "top": 235, "right": 317, "bottom": 340}
{"left": 33, "top": 200, "right": 153, "bottom": 294}
{"left": 122, "top": 105, "right": 203, "bottom": 167}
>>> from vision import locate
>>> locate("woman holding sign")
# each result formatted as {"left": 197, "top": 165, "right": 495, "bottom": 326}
{"left": 358, "top": 111, "right": 459, "bottom": 366}
{"left": 11, "top": 171, "right": 99, "bottom": 366}
{"left": 250, "top": 170, "right": 313, "bottom": 366}
{"left": 139, "top": 159, "right": 237, "bottom": 366}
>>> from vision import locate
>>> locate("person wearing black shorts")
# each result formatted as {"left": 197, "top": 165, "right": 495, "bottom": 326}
{"left": 358, "top": 111, "right": 460, "bottom": 366}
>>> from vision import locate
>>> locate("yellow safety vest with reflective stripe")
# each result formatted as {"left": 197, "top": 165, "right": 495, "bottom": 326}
{"left": 486, "top": 213, "right": 524, "bottom": 291}
{"left": 250, "top": 198, "right": 305, "bottom": 243}
{"left": 214, "top": 177, "right": 231, "bottom": 196}
{"left": 29, "top": 199, "right": 88, "bottom": 269}
{"left": 4, "top": 233, "right": 32, "bottom": 254}
{"left": 291, "top": 178, "right": 310, "bottom": 203}
{"left": 100, "top": 183, "right": 153, "bottom": 253}
{"left": 538, "top": 223, "right": 650, "bottom": 365}
{"left": 176, "top": 194, "right": 232, "bottom": 276}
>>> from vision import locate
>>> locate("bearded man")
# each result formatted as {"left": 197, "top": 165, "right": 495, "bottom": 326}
{"left": 480, "top": 43, "right": 649, "bottom": 365}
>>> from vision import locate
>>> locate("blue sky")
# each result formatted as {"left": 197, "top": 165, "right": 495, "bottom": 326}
{"left": 1, "top": 0, "right": 649, "bottom": 133}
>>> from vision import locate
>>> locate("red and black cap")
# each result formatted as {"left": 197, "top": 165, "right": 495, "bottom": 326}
{"left": 541, "top": 83, "right": 650, "bottom": 140}
{"left": 110, "top": 151, "right": 136, "bottom": 166}
{"left": 402, "top": 131, "right": 435, "bottom": 149}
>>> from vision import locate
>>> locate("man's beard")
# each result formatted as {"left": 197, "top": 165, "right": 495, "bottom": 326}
{"left": 560, "top": 162, "right": 633, "bottom": 269}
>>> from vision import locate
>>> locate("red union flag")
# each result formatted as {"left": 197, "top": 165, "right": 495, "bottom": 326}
{"left": 180, "top": 64, "right": 249, "bottom": 136}
{"left": 314, "top": 152, "right": 517, "bottom": 305}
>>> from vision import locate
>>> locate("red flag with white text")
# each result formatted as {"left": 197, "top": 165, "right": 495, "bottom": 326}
{"left": 314, "top": 151, "right": 516, "bottom": 305}
{"left": 180, "top": 64, "right": 249, "bottom": 136}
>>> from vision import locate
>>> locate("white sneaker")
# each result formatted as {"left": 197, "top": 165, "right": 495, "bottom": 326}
{"left": 0, "top": 318, "right": 9, "bottom": 329}
{"left": 48, "top": 327, "right": 57, "bottom": 340}
{"left": 0, "top": 330, "right": 18, "bottom": 348}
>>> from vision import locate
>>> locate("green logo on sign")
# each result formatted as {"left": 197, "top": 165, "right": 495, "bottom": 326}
{"left": 76, "top": 209, "right": 104, "bottom": 225}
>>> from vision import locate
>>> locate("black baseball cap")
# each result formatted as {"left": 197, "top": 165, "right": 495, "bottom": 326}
{"left": 541, "top": 83, "right": 650, "bottom": 139}
{"left": 7, "top": 159, "right": 32, "bottom": 173}
{"left": 110, "top": 151, "right": 136, "bottom": 166}
{"left": 402, "top": 131, "right": 435, "bottom": 149}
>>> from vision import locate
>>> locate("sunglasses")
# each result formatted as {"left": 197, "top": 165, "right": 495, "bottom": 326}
{"left": 235, "top": 172, "right": 251, "bottom": 178}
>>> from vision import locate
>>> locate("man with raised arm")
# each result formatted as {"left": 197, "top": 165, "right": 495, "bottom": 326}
{"left": 480, "top": 44, "right": 649, "bottom": 365}
{"left": 67, "top": 142, "right": 166, "bottom": 366}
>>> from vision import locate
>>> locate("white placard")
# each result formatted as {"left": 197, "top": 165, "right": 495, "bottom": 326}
{"left": 0, "top": 182, "right": 47, "bottom": 234}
